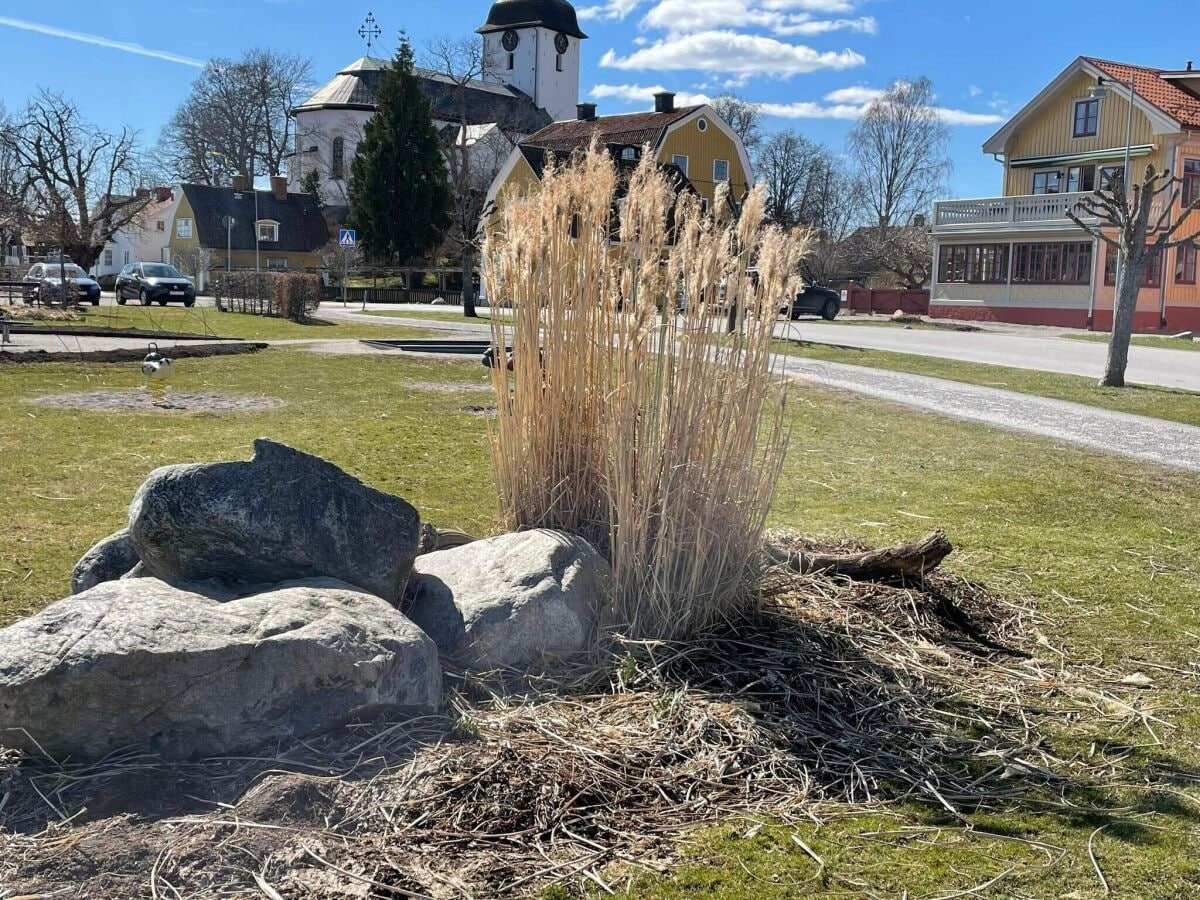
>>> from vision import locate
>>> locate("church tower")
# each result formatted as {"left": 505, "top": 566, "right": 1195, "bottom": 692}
{"left": 478, "top": 0, "right": 587, "bottom": 122}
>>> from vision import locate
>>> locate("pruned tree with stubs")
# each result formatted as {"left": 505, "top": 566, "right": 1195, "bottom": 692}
{"left": 159, "top": 49, "right": 312, "bottom": 184}
{"left": 1069, "top": 164, "right": 1200, "bottom": 387}
{"left": 2, "top": 91, "right": 154, "bottom": 271}
{"left": 710, "top": 95, "right": 763, "bottom": 154}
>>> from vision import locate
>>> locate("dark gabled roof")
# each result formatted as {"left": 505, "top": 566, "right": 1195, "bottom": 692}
{"left": 478, "top": 0, "right": 587, "bottom": 39}
{"left": 293, "top": 57, "right": 552, "bottom": 132}
{"left": 180, "top": 184, "right": 329, "bottom": 253}
{"left": 521, "top": 106, "right": 703, "bottom": 155}
{"left": 518, "top": 143, "right": 694, "bottom": 195}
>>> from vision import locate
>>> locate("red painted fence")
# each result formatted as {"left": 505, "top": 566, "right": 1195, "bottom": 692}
{"left": 846, "top": 288, "right": 930, "bottom": 316}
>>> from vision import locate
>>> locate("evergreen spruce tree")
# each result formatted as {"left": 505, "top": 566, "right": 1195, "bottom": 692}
{"left": 349, "top": 34, "right": 451, "bottom": 263}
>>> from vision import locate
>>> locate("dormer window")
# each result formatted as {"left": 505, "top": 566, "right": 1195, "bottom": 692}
{"left": 257, "top": 220, "right": 279, "bottom": 242}
{"left": 1073, "top": 99, "right": 1099, "bottom": 138}
{"left": 622, "top": 147, "right": 637, "bottom": 160}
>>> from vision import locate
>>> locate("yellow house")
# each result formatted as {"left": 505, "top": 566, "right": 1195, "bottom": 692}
{"left": 483, "top": 92, "right": 753, "bottom": 222}
{"left": 931, "top": 56, "right": 1200, "bottom": 331}
{"left": 168, "top": 177, "right": 330, "bottom": 290}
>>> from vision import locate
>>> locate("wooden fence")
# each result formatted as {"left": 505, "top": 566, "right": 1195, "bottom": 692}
{"left": 846, "top": 288, "right": 930, "bottom": 316}
{"left": 320, "top": 286, "right": 477, "bottom": 305}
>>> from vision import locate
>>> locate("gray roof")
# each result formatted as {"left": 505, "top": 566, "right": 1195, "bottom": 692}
{"left": 180, "top": 184, "right": 329, "bottom": 254}
{"left": 293, "top": 57, "right": 552, "bottom": 133}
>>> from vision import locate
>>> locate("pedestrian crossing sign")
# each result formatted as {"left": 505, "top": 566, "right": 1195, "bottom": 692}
{"left": 338, "top": 229, "right": 357, "bottom": 249}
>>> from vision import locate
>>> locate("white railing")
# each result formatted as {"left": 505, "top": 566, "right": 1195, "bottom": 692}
{"left": 933, "top": 192, "right": 1098, "bottom": 229}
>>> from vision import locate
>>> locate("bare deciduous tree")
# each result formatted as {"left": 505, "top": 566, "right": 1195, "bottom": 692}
{"left": 710, "top": 95, "right": 763, "bottom": 153}
{"left": 1069, "top": 164, "right": 1200, "bottom": 387}
{"left": 2, "top": 90, "right": 153, "bottom": 271}
{"left": 159, "top": 49, "right": 312, "bottom": 184}
{"left": 425, "top": 37, "right": 523, "bottom": 317}
{"left": 0, "top": 103, "right": 30, "bottom": 258}
{"left": 847, "top": 77, "right": 950, "bottom": 233}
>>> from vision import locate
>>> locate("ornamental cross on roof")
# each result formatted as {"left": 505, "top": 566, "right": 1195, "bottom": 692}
{"left": 358, "top": 12, "right": 382, "bottom": 53}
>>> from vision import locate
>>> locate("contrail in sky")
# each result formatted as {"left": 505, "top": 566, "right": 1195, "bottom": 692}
{"left": 0, "top": 16, "right": 205, "bottom": 67}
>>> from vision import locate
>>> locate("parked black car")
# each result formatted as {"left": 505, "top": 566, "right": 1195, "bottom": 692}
{"left": 115, "top": 262, "right": 196, "bottom": 306}
{"left": 22, "top": 262, "right": 102, "bottom": 306}
{"left": 787, "top": 284, "right": 842, "bottom": 321}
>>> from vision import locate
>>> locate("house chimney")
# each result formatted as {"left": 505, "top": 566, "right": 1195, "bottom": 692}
{"left": 1189, "top": 60, "right": 1195, "bottom": 72}
{"left": 271, "top": 176, "right": 288, "bottom": 202}
{"left": 654, "top": 91, "right": 676, "bottom": 114}
{"left": 231, "top": 174, "right": 248, "bottom": 192}
{"left": 577, "top": 102, "right": 597, "bottom": 121}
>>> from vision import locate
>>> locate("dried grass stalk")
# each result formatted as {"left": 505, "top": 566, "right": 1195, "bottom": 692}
{"left": 483, "top": 143, "right": 809, "bottom": 640}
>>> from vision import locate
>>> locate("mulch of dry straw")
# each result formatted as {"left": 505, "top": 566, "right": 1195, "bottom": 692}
{"left": 0, "top": 533, "right": 1165, "bottom": 898}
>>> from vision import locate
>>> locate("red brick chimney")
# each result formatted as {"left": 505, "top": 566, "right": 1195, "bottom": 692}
{"left": 231, "top": 174, "right": 248, "bottom": 192}
{"left": 270, "top": 176, "right": 288, "bottom": 202}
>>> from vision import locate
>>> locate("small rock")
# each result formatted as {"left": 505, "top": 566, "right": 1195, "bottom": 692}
{"left": 71, "top": 529, "right": 139, "bottom": 594}
{"left": 128, "top": 440, "right": 421, "bottom": 605}
{"left": 405, "top": 529, "right": 610, "bottom": 671}
{"left": 0, "top": 578, "right": 441, "bottom": 760}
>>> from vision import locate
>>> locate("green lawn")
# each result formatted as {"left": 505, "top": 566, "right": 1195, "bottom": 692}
{"left": 362, "top": 308, "right": 502, "bottom": 325}
{"left": 782, "top": 338, "right": 1200, "bottom": 427}
{"left": 50, "top": 305, "right": 436, "bottom": 341}
{"left": 1066, "top": 332, "right": 1200, "bottom": 352}
{"left": 3, "top": 348, "right": 1200, "bottom": 896}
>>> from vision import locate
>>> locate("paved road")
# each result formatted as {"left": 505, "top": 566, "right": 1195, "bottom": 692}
{"left": 775, "top": 320, "right": 1200, "bottom": 393}
{"left": 782, "top": 355, "right": 1200, "bottom": 473}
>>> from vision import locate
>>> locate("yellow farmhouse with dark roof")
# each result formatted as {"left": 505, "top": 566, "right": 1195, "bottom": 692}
{"left": 483, "top": 91, "right": 754, "bottom": 221}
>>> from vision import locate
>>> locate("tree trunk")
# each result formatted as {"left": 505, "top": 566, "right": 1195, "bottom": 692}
{"left": 461, "top": 247, "right": 477, "bottom": 318}
{"left": 768, "top": 530, "right": 953, "bottom": 582}
{"left": 1101, "top": 254, "right": 1147, "bottom": 388}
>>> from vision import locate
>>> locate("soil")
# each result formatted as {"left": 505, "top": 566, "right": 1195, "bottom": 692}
{"left": 402, "top": 380, "right": 492, "bottom": 394}
{"left": 31, "top": 390, "right": 284, "bottom": 413}
{"left": 0, "top": 342, "right": 267, "bottom": 365}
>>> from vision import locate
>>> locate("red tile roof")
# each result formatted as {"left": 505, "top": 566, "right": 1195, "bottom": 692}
{"left": 521, "top": 106, "right": 703, "bottom": 154}
{"left": 1086, "top": 58, "right": 1200, "bottom": 129}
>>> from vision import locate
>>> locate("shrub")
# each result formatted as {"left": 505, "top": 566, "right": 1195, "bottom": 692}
{"left": 483, "top": 145, "right": 809, "bottom": 642}
{"left": 213, "top": 272, "right": 322, "bottom": 322}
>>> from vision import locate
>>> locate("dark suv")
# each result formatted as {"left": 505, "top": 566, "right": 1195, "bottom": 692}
{"left": 787, "top": 284, "right": 842, "bottom": 321}
{"left": 115, "top": 262, "right": 196, "bottom": 306}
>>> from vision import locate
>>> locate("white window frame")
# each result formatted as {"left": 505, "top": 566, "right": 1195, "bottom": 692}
{"left": 257, "top": 220, "right": 280, "bottom": 242}
{"left": 672, "top": 154, "right": 689, "bottom": 176}
{"left": 175, "top": 217, "right": 193, "bottom": 239}
{"left": 1031, "top": 169, "right": 1062, "bottom": 195}
{"left": 266, "top": 257, "right": 288, "bottom": 269}
{"left": 697, "top": 118, "right": 708, "bottom": 133}
{"left": 713, "top": 158, "right": 730, "bottom": 183}
{"left": 103, "top": 249, "right": 113, "bottom": 267}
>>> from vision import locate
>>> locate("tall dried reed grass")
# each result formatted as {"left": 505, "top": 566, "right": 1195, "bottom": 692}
{"left": 483, "top": 144, "right": 809, "bottom": 641}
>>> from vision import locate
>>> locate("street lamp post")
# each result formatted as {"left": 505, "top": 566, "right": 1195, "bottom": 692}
{"left": 1087, "top": 74, "right": 1137, "bottom": 330}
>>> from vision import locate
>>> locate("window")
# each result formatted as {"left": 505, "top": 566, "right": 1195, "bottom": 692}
{"left": 1176, "top": 245, "right": 1197, "bottom": 284}
{"left": 1012, "top": 241, "right": 1092, "bottom": 284}
{"left": 672, "top": 154, "right": 689, "bottom": 176}
{"left": 937, "top": 244, "right": 1010, "bottom": 284}
{"left": 556, "top": 53, "right": 563, "bottom": 72}
{"left": 331, "top": 136, "right": 345, "bottom": 180}
{"left": 1104, "top": 246, "right": 1162, "bottom": 287}
{"left": 175, "top": 217, "right": 193, "bottom": 239}
{"left": 622, "top": 146, "right": 637, "bottom": 160}
{"left": 1100, "top": 165, "right": 1125, "bottom": 192}
{"left": 124, "top": 250, "right": 131, "bottom": 265}
{"left": 713, "top": 159, "right": 730, "bottom": 183}
{"left": 1032, "top": 171, "right": 1062, "bottom": 195}
{"left": 1183, "top": 159, "right": 1200, "bottom": 207}
{"left": 700, "top": 198, "right": 709, "bottom": 214}
{"left": 507, "top": 52, "right": 514, "bottom": 70}
{"left": 156, "top": 220, "right": 165, "bottom": 232}
{"left": 697, "top": 118, "right": 708, "bottom": 132}
{"left": 266, "top": 257, "right": 288, "bottom": 270}
{"left": 257, "top": 221, "right": 279, "bottom": 242}
{"left": 1067, "top": 165, "right": 1096, "bottom": 193}
{"left": 103, "top": 249, "right": 113, "bottom": 267}
{"left": 1073, "top": 99, "right": 1100, "bottom": 138}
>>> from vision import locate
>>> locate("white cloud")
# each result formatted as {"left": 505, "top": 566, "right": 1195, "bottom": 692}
{"left": 0, "top": 15, "right": 204, "bottom": 67}
{"left": 968, "top": 85, "right": 982, "bottom": 97}
{"left": 759, "top": 87, "right": 1005, "bottom": 125}
{"left": 773, "top": 15, "right": 876, "bottom": 35}
{"left": 822, "top": 85, "right": 883, "bottom": 104}
{"left": 601, "top": 31, "right": 865, "bottom": 77}
{"left": 579, "top": 0, "right": 644, "bottom": 21}
{"left": 637, "top": 0, "right": 874, "bottom": 37}
{"left": 590, "top": 83, "right": 714, "bottom": 106}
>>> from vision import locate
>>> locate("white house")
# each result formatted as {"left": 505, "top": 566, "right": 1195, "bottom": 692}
{"left": 90, "top": 188, "right": 175, "bottom": 280}
{"left": 287, "top": 0, "right": 587, "bottom": 213}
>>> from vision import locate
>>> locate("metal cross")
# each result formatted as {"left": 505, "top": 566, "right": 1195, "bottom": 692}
{"left": 358, "top": 12, "right": 382, "bottom": 54}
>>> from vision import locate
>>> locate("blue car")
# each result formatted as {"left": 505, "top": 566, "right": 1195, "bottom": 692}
{"left": 22, "top": 263, "right": 102, "bottom": 306}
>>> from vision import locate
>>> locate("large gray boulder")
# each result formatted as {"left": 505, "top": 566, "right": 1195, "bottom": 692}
{"left": 71, "top": 529, "right": 139, "bottom": 594}
{"left": 128, "top": 440, "right": 420, "bottom": 604}
{"left": 0, "top": 578, "right": 441, "bottom": 760}
{"left": 406, "top": 529, "right": 610, "bottom": 671}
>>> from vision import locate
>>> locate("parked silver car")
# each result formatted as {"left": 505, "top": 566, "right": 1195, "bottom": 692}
{"left": 22, "top": 262, "right": 102, "bottom": 306}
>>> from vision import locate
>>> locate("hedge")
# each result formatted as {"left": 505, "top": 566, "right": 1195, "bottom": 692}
{"left": 212, "top": 272, "right": 322, "bottom": 322}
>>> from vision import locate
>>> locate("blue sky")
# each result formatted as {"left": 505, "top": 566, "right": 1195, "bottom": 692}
{"left": 1, "top": 0, "right": 1197, "bottom": 199}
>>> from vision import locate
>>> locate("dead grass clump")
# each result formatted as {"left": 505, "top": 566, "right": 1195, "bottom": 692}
{"left": 483, "top": 144, "right": 809, "bottom": 641}
{"left": 0, "top": 546, "right": 1162, "bottom": 898}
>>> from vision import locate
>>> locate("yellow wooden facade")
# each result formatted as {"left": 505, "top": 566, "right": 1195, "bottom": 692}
{"left": 657, "top": 113, "right": 751, "bottom": 204}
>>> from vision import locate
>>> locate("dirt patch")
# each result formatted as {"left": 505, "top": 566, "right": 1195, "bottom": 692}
{"left": 0, "top": 342, "right": 266, "bottom": 365}
{"left": 403, "top": 380, "right": 491, "bottom": 393}
{"left": 32, "top": 390, "right": 283, "bottom": 413}
{"left": 460, "top": 404, "right": 498, "bottom": 416}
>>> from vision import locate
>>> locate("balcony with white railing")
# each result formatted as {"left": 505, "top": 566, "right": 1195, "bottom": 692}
{"left": 933, "top": 192, "right": 1103, "bottom": 233}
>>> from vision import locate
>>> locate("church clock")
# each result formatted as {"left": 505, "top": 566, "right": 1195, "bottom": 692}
{"left": 554, "top": 32, "right": 569, "bottom": 54}
{"left": 501, "top": 29, "right": 520, "bottom": 52}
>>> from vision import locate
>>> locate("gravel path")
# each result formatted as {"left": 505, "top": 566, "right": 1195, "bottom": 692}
{"left": 781, "top": 356, "right": 1200, "bottom": 473}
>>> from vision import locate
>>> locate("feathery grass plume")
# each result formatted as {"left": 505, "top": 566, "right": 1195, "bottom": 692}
{"left": 483, "top": 142, "right": 809, "bottom": 641}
